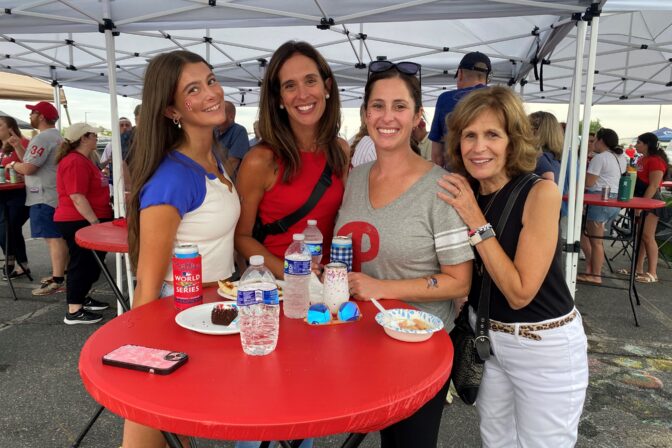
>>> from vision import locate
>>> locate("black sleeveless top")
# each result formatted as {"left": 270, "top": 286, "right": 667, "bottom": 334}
{"left": 468, "top": 174, "right": 574, "bottom": 323}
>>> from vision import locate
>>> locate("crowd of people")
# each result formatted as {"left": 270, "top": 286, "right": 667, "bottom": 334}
{"left": 1, "top": 43, "right": 670, "bottom": 448}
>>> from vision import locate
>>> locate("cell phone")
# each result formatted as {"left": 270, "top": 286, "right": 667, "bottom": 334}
{"left": 102, "top": 344, "right": 188, "bottom": 375}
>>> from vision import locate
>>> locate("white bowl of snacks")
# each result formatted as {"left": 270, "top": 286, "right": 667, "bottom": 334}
{"left": 374, "top": 308, "right": 444, "bottom": 342}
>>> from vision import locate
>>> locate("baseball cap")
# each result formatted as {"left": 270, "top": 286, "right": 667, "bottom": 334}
{"left": 25, "top": 101, "right": 59, "bottom": 121}
{"left": 64, "top": 123, "right": 99, "bottom": 142}
{"left": 455, "top": 52, "right": 491, "bottom": 78}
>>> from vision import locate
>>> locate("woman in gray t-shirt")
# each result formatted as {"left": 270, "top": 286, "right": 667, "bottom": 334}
{"left": 334, "top": 62, "right": 473, "bottom": 448}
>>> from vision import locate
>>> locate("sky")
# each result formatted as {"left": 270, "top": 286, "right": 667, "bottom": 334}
{"left": 2, "top": 86, "right": 672, "bottom": 143}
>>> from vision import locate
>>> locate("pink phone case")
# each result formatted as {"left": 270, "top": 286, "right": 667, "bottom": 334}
{"left": 102, "top": 344, "right": 188, "bottom": 375}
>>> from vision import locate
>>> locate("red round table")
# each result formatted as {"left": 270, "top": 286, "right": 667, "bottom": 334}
{"left": 568, "top": 193, "right": 666, "bottom": 326}
{"left": 75, "top": 220, "right": 130, "bottom": 312}
{"left": 75, "top": 220, "right": 128, "bottom": 253}
{"left": 0, "top": 182, "right": 31, "bottom": 300}
{"left": 662, "top": 180, "right": 672, "bottom": 189}
{"left": 79, "top": 288, "right": 454, "bottom": 444}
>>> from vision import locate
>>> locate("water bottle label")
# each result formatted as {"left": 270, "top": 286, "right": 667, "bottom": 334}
{"left": 263, "top": 288, "right": 279, "bottom": 305}
{"left": 305, "top": 243, "right": 322, "bottom": 257}
{"left": 284, "top": 259, "right": 311, "bottom": 275}
{"left": 237, "top": 288, "right": 279, "bottom": 306}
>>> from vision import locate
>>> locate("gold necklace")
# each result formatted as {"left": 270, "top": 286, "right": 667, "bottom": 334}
{"left": 477, "top": 186, "right": 504, "bottom": 218}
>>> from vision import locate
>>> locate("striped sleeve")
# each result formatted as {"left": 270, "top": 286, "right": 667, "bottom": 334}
{"left": 433, "top": 197, "right": 473, "bottom": 266}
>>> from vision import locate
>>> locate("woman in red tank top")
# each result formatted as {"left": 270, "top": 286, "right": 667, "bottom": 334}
{"left": 235, "top": 41, "right": 350, "bottom": 279}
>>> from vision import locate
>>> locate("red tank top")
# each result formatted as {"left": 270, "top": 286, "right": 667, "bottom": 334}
{"left": 258, "top": 150, "right": 344, "bottom": 262}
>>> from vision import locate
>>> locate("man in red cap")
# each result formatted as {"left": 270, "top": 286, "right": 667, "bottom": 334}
{"left": 429, "top": 51, "right": 491, "bottom": 168}
{"left": 7, "top": 101, "right": 68, "bottom": 295}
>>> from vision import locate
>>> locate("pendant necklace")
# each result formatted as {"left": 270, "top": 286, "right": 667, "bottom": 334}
{"left": 475, "top": 185, "right": 504, "bottom": 276}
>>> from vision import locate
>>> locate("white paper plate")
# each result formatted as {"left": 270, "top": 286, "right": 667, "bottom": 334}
{"left": 217, "top": 280, "right": 286, "bottom": 301}
{"left": 175, "top": 302, "right": 240, "bottom": 335}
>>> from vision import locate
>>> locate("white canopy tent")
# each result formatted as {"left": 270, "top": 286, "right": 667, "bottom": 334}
{"left": 4, "top": 0, "right": 666, "bottom": 302}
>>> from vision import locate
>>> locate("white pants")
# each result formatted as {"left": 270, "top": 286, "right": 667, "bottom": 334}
{"left": 470, "top": 308, "right": 589, "bottom": 448}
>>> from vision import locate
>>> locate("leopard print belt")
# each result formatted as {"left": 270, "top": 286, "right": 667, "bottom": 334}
{"left": 489, "top": 310, "right": 578, "bottom": 341}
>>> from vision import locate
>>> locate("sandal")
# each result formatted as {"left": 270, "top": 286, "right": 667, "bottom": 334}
{"left": 616, "top": 268, "right": 630, "bottom": 276}
{"left": 577, "top": 274, "right": 602, "bottom": 285}
{"left": 635, "top": 272, "right": 658, "bottom": 283}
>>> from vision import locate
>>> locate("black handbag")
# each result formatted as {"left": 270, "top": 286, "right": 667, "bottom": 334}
{"left": 252, "top": 163, "right": 332, "bottom": 243}
{"left": 449, "top": 173, "right": 538, "bottom": 405}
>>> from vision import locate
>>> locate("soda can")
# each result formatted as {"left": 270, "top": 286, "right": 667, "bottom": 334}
{"left": 9, "top": 168, "right": 17, "bottom": 184}
{"left": 322, "top": 262, "right": 349, "bottom": 314}
{"left": 601, "top": 186, "right": 611, "bottom": 201}
{"left": 172, "top": 243, "right": 203, "bottom": 311}
{"left": 0, "top": 167, "right": 5, "bottom": 184}
{"left": 330, "top": 236, "right": 353, "bottom": 272}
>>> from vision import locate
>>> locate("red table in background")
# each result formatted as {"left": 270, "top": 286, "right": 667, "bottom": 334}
{"left": 75, "top": 220, "right": 130, "bottom": 312}
{"left": 0, "top": 182, "right": 32, "bottom": 300}
{"left": 662, "top": 180, "right": 672, "bottom": 189}
{"left": 574, "top": 193, "right": 666, "bottom": 326}
{"left": 79, "top": 288, "right": 454, "bottom": 447}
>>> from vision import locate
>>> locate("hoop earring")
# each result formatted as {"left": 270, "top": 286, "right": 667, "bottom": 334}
{"left": 172, "top": 117, "right": 181, "bottom": 129}
{"left": 279, "top": 104, "right": 284, "bottom": 110}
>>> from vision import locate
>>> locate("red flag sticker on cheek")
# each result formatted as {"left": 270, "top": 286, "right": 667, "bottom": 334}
{"left": 185, "top": 100, "right": 193, "bottom": 111}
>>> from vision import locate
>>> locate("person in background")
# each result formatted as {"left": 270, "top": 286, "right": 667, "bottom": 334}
{"left": 632, "top": 132, "right": 669, "bottom": 283}
{"left": 54, "top": 123, "right": 112, "bottom": 324}
{"left": 335, "top": 61, "right": 473, "bottom": 448}
{"left": 125, "top": 50, "right": 240, "bottom": 447}
{"left": 349, "top": 104, "right": 377, "bottom": 168}
{"left": 100, "top": 117, "right": 133, "bottom": 169}
{"left": 248, "top": 120, "right": 261, "bottom": 147}
{"left": 234, "top": 40, "right": 349, "bottom": 280}
{"left": 412, "top": 117, "right": 432, "bottom": 161}
{"left": 438, "top": 86, "right": 588, "bottom": 448}
{"left": 8, "top": 101, "right": 69, "bottom": 296}
{"left": 215, "top": 101, "right": 250, "bottom": 172}
{"left": 429, "top": 51, "right": 491, "bottom": 168}
{"left": 529, "top": 111, "right": 562, "bottom": 183}
{"left": 578, "top": 128, "right": 627, "bottom": 285}
{"left": 0, "top": 115, "right": 31, "bottom": 279}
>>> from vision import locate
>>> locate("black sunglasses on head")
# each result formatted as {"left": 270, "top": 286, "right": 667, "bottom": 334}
{"left": 368, "top": 61, "right": 421, "bottom": 77}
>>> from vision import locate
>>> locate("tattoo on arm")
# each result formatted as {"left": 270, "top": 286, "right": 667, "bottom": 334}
{"left": 425, "top": 276, "right": 438, "bottom": 289}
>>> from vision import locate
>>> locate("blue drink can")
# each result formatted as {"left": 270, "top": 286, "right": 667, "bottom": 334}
{"left": 330, "top": 236, "right": 353, "bottom": 272}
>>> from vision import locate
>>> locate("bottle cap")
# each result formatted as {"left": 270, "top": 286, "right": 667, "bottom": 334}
{"left": 249, "top": 255, "right": 264, "bottom": 266}
{"left": 307, "top": 219, "right": 317, "bottom": 225}
{"left": 293, "top": 233, "right": 305, "bottom": 241}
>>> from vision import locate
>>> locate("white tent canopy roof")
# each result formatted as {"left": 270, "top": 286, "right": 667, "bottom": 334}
{"left": 0, "top": 0, "right": 594, "bottom": 106}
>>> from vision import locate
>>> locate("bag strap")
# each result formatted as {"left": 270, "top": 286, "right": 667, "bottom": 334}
{"left": 261, "top": 163, "right": 332, "bottom": 236}
{"left": 475, "top": 173, "right": 540, "bottom": 361}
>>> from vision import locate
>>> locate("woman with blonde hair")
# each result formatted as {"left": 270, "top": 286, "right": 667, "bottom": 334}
{"left": 438, "top": 86, "right": 588, "bottom": 448}
{"left": 54, "top": 123, "right": 113, "bottom": 324}
{"left": 529, "top": 111, "right": 563, "bottom": 183}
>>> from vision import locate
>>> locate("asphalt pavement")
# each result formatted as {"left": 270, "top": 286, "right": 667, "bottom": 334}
{"left": 1, "top": 223, "right": 670, "bottom": 448}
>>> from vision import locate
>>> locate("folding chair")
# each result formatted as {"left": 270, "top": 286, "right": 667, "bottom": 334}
{"left": 603, "top": 209, "right": 634, "bottom": 273}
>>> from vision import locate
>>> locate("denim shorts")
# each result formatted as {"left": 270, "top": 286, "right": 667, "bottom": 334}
{"left": 30, "top": 204, "right": 62, "bottom": 238}
{"left": 586, "top": 204, "right": 619, "bottom": 223}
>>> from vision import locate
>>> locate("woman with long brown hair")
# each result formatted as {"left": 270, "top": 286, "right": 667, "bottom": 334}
{"left": 124, "top": 50, "right": 239, "bottom": 446}
{"left": 54, "top": 123, "right": 113, "bottom": 324}
{"left": 234, "top": 40, "right": 349, "bottom": 279}
{"left": 0, "top": 115, "right": 30, "bottom": 278}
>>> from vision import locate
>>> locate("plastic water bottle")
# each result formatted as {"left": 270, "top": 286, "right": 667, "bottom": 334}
{"left": 283, "top": 234, "right": 311, "bottom": 319}
{"left": 237, "top": 255, "right": 279, "bottom": 356}
{"left": 303, "top": 219, "right": 323, "bottom": 266}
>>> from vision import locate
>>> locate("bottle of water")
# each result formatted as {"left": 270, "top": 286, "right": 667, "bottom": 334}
{"left": 303, "top": 219, "right": 324, "bottom": 266}
{"left": 237, "top": 255, "right": 279, "bottom": 356}
{"left": 283, "top": 234, "right": 311, "bottom": 319}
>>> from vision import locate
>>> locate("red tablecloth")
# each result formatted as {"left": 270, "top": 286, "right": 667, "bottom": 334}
{"left": 564, "top": 193, "right": 666, "bottom": 210}
{"left": 662, "top": 180, "right": 672, "bottom": 189}
{"left": 79, "top": 289, "right": 454, "bottom": 441}
{"left": 75, "top": 221, "right": 128, "bottom": 253}
{"left": 0, "top": 182, "right": 25, "bottom": 191}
